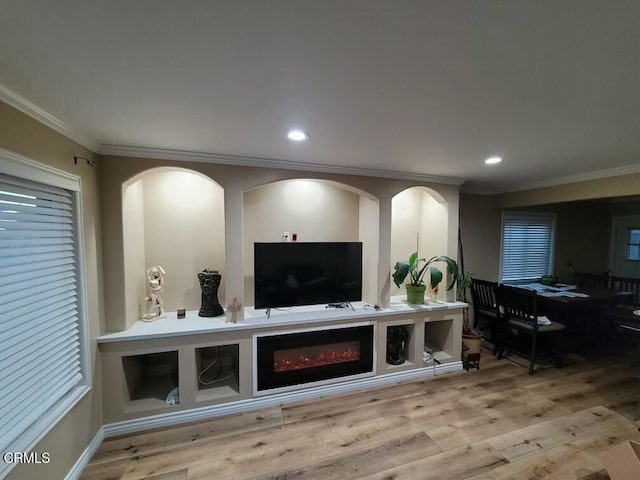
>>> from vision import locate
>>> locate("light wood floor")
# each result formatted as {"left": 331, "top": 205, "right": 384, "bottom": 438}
{"left": 81, "top": 347, "right": 640, "bottom": 480}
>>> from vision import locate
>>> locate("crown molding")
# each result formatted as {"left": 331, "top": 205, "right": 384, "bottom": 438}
{"left": 493, "top": 163, "right": 640, "bottom": 195}
{"left": 0, "top": 83, "right": 100, "bottom": 152}
{"left": 99, "top": 144, "right": 467, "bottom": 185}
{"left": 3, "top": 84, "right": 638, "bottom": 192}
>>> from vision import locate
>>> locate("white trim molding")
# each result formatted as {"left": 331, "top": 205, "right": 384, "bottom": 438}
{"left": 0, "top": 83, "right": 100, "bottom": 152}
{"left": 493, "top": 163, "right": 640, "bottom": 194}
{"left": 64, "top": 427, "right": 105, "bottom": 480}
{"left": 3, "top": 82, "right": 639, "bottom": 192}
{"left": 99, "top": 144, "right": 467, "bottom": 185}
{"left": 0, "top": 147, "right": 80, "bottom": 191}
{"left": 103, "top": 361, "right": 462, "bottom": 438}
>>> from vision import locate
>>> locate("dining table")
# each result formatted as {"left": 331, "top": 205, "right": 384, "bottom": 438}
{"left": 512, "top": 282, "right": 636, "bottom": 354}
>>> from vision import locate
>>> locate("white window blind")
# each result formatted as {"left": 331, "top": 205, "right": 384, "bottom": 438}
{"left": 500, "top": 212, "right": 556, "bottom": 282}
{"left": 0, "top": 172, "right": 83, "bottom": 454}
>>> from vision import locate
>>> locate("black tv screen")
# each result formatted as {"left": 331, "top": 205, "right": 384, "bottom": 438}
{"left": 254, "top": 242, "right": 363, "bottom": 309}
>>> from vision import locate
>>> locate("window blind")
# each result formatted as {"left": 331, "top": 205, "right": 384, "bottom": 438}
{"left": 0, "top": 172, "right": 83, "bottom": 453}
{"left": 500, "top": 213, "right": 555, "bottom": 282}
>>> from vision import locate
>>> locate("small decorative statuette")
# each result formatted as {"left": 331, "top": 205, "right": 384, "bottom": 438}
{"left": 142, "top": 265, "right": 166, "bottom": 322}
{"left": 226, "top": 296, "right": 243, "bottom": 323}
{"left": 177, "top": 308, "right": 186, "bottom": 319}
{"left": 197, "top": 269, "right": 224, "bottom": 317}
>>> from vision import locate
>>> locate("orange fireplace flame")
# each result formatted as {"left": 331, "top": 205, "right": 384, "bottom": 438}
{"left": 274, "top": 343, "right": 360, "bottom": 372}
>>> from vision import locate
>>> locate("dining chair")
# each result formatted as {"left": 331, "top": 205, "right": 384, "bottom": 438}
{"left": 470, "top": 279, "right": 500, "bottom": 353}
{"left": 574, "top": 271, "right": 610, "bottom": 290}
{"left": 606, "top": 276, "right": 640, "bottom": 341}
{"left": 497, "top": 285, "right": 565, "bottom": 375}
{"left": 610, "top": 276, "right": 640, "bottom": 304}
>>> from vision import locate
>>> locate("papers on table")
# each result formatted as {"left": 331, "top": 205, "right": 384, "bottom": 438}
{"left": 538, "top": 290, "right": 590, "bottom": 298}
{"left": 513, "top": 282, "right": 590, "bottom": 298}
{"left": 537, "top": 316, "right": 552, "bottom": 325}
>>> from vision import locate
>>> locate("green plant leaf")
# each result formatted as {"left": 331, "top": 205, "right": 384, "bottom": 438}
{"left": 408, "top": 251, "right": 419, "bottom": 270}
{"left": 425, "top": 255, "right": 459, "bottom": 290}
{"left": 392, "top": 261, "right": 410, "bottom": 287}
{"left": 428, "top": 267, "right": 443, "bottom": 288}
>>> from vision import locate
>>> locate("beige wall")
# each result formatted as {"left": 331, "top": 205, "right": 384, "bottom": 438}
{"left": 460, "top": 194, "right": 615, "bottom": 284}
{"left": 390, "top": 188, "right": 451, "bottom": 296}
{"left": 359, "top": 195, "right": 379, "bottom": 303}
{"left": 494, "top": 174, "right": 640, "bottom": 209}
{"left": 516, "top": 201, "right": 611, "bottom": 282}
{"left": 243, "top": 180, "right": 360, "bottom": 305}
{"left": 459, "top": 194, "right": 502, "bottom": 282}
{"left": 611, "top": 198, "right": 640, "bottom": 216}
{"left": 0, "top": 102, "right": 103, "bottom": 480}
{"left": 122, "top": 179, "right": 146, "bottom": 323}
{"left": 100, "top": 155, "right": 461, "bottom": 327}
{"left": 128, "top": 169, "right": 226, "bottom": 313}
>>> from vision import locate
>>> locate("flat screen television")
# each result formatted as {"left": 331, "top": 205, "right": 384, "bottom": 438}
{"left": 254, "top": 242, "right": 363, "bottom": 309}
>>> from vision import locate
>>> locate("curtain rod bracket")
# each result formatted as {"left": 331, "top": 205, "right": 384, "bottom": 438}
{"left": 74, "top": 156, "right": 95, "bottom": 167}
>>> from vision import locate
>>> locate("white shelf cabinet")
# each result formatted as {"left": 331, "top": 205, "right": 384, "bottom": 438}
{"left": 99, "top": 302, "right": 464, "bottom": 424}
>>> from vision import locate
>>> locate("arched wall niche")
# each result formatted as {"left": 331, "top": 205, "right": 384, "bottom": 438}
{"left": 390, "top": 186, "right": 450, "bottom": 298}
{"left": 122, "top": 167, "right": 225, "bottom": 323}
{"left": 242, "top": 178, "right": 380, "bottom": 306}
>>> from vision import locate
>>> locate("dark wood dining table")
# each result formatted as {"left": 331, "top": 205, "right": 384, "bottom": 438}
{"left": 513, "top": 282, "right": 636, "bottom": 354}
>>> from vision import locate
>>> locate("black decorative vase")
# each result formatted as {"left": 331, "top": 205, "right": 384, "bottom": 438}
{"left": 197, "top": 269, "right": 224, "bottom": 317}
{"left": 386, "top": 325, "right": 408, "bottom": 365}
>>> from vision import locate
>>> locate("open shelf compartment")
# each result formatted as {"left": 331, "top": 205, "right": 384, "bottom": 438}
{"left": 122, "top": 350, "right": 179, "bottom": 412}
{"left": 385, "top": 323, "right": 415, "bottom": 368}
{"left": 195, "top": 344, "right": 240, "bottom": 403}
{"left": 424, "top": 320, "right": 455, "bottom": 366}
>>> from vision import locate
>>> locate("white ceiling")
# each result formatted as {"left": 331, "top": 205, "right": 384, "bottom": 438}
{"left": 1, "top": 1, "right": 639, "bottom": 192}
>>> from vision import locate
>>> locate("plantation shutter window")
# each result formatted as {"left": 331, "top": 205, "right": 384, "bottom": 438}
{"left": 500, "top": 213, "right": 556, "bottom": 282}
{"left": 0, "top": 171, "right": 85, "bottom": 455}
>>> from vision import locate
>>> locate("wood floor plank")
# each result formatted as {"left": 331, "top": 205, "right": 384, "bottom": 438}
{"left": 82, "top": 348, "right": 640, "bottom": 480}
{"left": 79, "top": 459, "right": 131, "bottom": 480}
{"left": 428, "top": 399, "right": 571, "bottom": 452}
{"left": 360, "top": 440, "right": 508, "bottom": 480}
{"left": 92, "top": 408, "right": 284, "bottom": 463}
{"left": 242, "top": 431, "right": 442, "bottom": 480}
{"left": 119, "top": 418, "right": 329, "bottom": 479}
{"left": 487, "top": 406, "right": 632, "bottom": 462}
{"left": 606, "top": 395, "right": 640, "bottom": 421}
{"left": 465, "top": 443, "right": 604, "bottom": 480}
{"left": 146, "top": 470, "right": 188, "bottom": 480}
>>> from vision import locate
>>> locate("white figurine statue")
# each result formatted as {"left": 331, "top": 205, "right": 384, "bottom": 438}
{"left": 142, "top": 265, "right": 166, "bottom": 321}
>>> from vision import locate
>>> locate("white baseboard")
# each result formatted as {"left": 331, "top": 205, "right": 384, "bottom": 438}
{"left": 65, "top": 427, "right": 104, "bottom": 480}
{"left": 103, "top": 361, "right": 462, "bottom": 438}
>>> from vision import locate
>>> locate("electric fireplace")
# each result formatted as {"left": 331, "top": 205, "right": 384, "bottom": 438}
{"left": 255, "top": 324, "right": 374, "bottom": 393}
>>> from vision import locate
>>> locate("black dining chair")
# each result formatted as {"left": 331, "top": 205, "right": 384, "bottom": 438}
{"left": 605, "top": 276, "right": 640, "bottom": 341}
{"left": 497, "top": 285, "right": 565, "bottom": 375}
{"left": 610, "top": 276, "right": 640, "bottom": 304}
{"left": 573, "top": 271, "right": 610, "bottom": 290}
{"left": 470, "top": 279, "right": 500, "bottom": 353}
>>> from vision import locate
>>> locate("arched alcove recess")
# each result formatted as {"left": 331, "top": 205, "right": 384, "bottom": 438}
{"left": 122, "top": 167, "right": 225, "bottom": 323}
{"left": 242, "top": 179, "right": 380, "bottom": 306}
{"left": 390, "top": 186, "right": 451, "bottom": 299}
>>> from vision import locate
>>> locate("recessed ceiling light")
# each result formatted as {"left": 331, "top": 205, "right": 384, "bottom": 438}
{"left": 485, "top": 156, "right": 503, "bottom": 165}
{"left": 287, "top": 130, "right": 309, "bottom": 141}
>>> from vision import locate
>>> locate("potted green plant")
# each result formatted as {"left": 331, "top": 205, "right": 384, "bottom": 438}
{"left": 457, "top": 271, "right": 483, "bottom": 363}
{"left": 392, "top": 252, "right": 458, "bottom": 304}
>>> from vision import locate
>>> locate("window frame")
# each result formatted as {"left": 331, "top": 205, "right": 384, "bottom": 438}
{"left": 626, "top": 228, "right": 640, "bottom": 262}
{"left": 0, "top": 147, "right": 91, "bottom": 476}
{"left": 499, "top": 211, "right": 557, "bottom": 283}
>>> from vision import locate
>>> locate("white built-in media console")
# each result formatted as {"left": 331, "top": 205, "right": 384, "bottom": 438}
{"left": 98, "top": 298, "right": 465, "bottom": 437}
